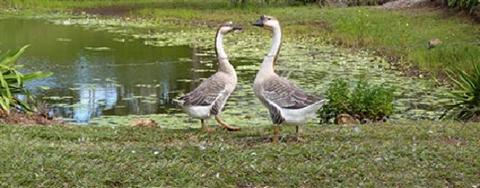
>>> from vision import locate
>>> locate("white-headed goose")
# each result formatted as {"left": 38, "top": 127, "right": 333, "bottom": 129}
{"left": 252, "top": 15, "right": 325, "bottom": 143}
{"left": 179, "top": 22, "right": 242, "bottom": 132}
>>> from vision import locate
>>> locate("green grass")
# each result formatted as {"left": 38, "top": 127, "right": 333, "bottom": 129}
{"left": 0, "top": 0, "right": 274, "bottom": 10}
{"left": 0, "top": 122, "right": 479, "bottom": 186}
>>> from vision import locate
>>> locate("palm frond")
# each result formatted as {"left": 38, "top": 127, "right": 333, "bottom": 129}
{"left": 0, "top": 45, "right": 51, "bottom": 114}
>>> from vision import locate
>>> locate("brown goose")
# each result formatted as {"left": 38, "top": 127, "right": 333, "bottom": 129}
{"left": 253, "top": 15, "right": 325, "bottom": 143}
{"left": 179, "top": 22, "right": 242, "bottom": 132}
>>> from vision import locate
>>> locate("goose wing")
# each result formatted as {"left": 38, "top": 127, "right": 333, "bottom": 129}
{"left": 181, "top": 74, "right": 227, "bottom": 106}
{"left": 262, "top": 77, "right": 323, "bottom": 109}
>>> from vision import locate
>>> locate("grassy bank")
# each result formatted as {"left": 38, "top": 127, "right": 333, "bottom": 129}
{"left": 136, "top": 6, "right": 480, "bottom": 75}
{"left": 1, "top": 122, "right": 479, "bottom": 186}
{"left": 2, "top": 0, "right": 480, "bottom": 75}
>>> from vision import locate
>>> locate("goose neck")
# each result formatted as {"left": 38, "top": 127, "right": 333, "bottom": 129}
{"left": 215, "top": 31, "right": 227, "bottom": 59}
{"left": 215, "top": 31, "right": 235, "bottom": 75}
{"left": 268, "top": 25, "right": 282, "bottom": 57}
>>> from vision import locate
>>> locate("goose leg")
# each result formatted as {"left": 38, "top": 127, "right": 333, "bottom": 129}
{"left": 296, "top": 125, "right": 304, "bottom": 142}
{"left": 201, "top": 119, "right": 213, "bottom": 132}
{"left": 215, "top": 115, "right": 241, "bottom": 131}
{"left": 272, "top": 125, "right": 280, "bottom": 144}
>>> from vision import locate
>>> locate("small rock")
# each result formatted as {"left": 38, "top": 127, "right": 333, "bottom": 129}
{"left": 353, "top": 126, "right": 361, "bottom": 133}
{"left": 427, "top": 38, "right": 442, "bottom": 49}
{"left": 360, "top": 118, "right": 371, "bottom": 124}
{"left": 130, "top": 118, "right": 157, "bottom": 128}
{"left": 335, "top": 113, "right": 360, "bottom": 125}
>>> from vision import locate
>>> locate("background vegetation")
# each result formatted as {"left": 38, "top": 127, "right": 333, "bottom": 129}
{"left": 1, "top": 1, "right": 479, "bottom": 76}
{"left": 446, "top": 0, "right": 479, "bottom": 12}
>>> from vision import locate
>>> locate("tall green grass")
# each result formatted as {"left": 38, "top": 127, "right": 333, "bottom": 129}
{"left": 0, "top": 0, "right": 289, "bottom": 10}
{"left": 312, "top": 8, "right": 480, "bottom": 73}
{"left": 1, "top": 0, "right": 162, "bottom": 9}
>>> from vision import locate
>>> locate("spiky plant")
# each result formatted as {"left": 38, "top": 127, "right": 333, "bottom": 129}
{"left": 442, "top": 64, "right": 480, "bottom": 121}
{"left": 0, "top": 45, "right": 52, "bottom": 114}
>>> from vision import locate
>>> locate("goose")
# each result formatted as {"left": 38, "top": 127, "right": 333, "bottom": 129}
{"left": 179, "top": 22, "right": 242, "bottom": 132}
{"left": 252, "top": 15, "right": 325, "bottom": 143}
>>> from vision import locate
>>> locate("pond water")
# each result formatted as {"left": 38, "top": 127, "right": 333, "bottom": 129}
{"left": 0, "top": 17, "right": 216, "bottom": 123}
{"left": 0, "top": 16, "right": 451, "bottom": 125}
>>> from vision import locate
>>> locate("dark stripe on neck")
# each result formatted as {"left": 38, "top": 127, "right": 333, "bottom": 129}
{"left": 274, "top": 42, "right": 282, "bottom": 64}
{"left": 214, "top": 26, "right": 221, "bottom": 58}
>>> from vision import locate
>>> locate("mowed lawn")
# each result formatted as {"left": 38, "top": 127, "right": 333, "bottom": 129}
{"left": 0, "top": 122, "right": 479, "bottom": 187}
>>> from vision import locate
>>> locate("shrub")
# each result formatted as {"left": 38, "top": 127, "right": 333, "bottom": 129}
{"left": 441, "top": 64, "right": 480, "bottom": 121}
{"left": 320, "top": 79, "right": 394, "bottom": 123}
{"left": 0, "top": 45, "right": 52, "bottom": 114}
{"left": 446, "top": 0, "right": 479, "bottom": 12}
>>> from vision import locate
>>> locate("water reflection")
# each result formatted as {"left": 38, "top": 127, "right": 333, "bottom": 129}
{"left": 0, "top": 17, "right": 212, "bottom": 123}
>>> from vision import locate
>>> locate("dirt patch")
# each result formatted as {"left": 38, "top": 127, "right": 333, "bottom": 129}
{"left": 0, "top": 111, "right": 62, "bottom": 125}
{"left": 382, "top": 0, "right": 438, "bottom": 9}
{"left": 440, "top": 136, "right": 467, "bottom": 146}
{"left": 130, "top": 118, "right": 158, "bottom": 128}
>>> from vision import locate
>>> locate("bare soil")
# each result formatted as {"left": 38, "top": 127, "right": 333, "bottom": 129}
{"left": 0, "top": 112, "right": 62, "bottom": 125}
{"left": 382, "top": 0, "right": 433, "bottom": 9}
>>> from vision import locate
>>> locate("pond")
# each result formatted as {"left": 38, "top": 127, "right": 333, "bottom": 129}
{"left": 0, "top": 17, "right": 215, "bottom": 123}
{"left": 0, "top": 16, "right": 451, "bottom": 125}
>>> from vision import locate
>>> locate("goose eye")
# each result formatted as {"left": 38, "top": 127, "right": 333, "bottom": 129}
{"left": 267, "top": 18, "right": 271, "bottom": 20}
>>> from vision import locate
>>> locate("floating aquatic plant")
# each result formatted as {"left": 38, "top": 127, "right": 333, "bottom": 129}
{"left": 84, "top": 46, "right": 112, "bottom": 51}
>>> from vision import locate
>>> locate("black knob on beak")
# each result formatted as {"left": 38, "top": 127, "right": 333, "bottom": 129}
{"left": 232, "top": 25, "right": 243, "bottom": 31}
{"left": 252, "top": 19, "right": 263, "bottom": 27}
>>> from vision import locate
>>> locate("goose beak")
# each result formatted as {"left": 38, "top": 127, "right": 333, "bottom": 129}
{"left": 232, "top": 25, "right": 243, "bottom": 31}
{"left": 252, "top": 19, "right": 263, "bottom": 27}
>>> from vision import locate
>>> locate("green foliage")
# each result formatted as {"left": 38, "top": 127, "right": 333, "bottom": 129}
{"left": 446, "top": 0, "right": 479, "bottom": 12}
{"left": 320, "top": 79, "right": 394, "bottom": 123}
{"left": 0, "top": 45, "right": 52, "bottom": 114}
{"left": 442, "top": 64, "right": 480, "bottom": 121}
